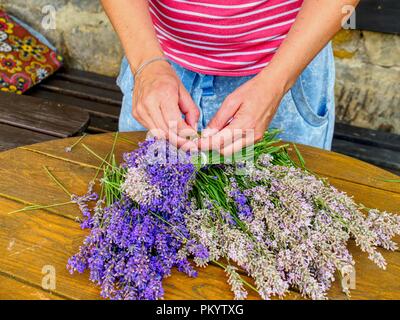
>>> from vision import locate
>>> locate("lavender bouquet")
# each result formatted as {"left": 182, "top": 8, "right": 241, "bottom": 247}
{"left": 66, "top": 131, "right": 400, "bottom": 300}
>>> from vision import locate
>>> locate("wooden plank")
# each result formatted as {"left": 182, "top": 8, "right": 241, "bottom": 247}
{"left": 0, "top": 148, "right": 95, "bottom": 220}
{"left": 291, "top": 144, "right": 400, "bottom": 194}
{"left": 0, "top": 92, "right": 90, "bottom": 138}
{"left": 0, "top": 199, "right": 101, "bottom": 300}
{"left": 327, "top": 177, "right": 400, "bottom": 214}
{"left": 0, "top": 123, "right": 55, "bottom": 152}
{"left": 334, "top": 122, "right": 400, "bottom": 152}
{"left": 37, "top": 79, "right": 122, "bottom": 107}
{"left": 18, "top": 132, "right": 145, "bottom": 169}
{"left": 356, "top": 0, "right": 400, "bottom": 35}
{"left": 56, "top": 69, "right": 121, "bottom": 93}
{"left": 27, "top": 90, "right": 120, "bottom": 132}
{"left": 28, "top": 88, "right": 120, "bottom": 119}
{"left": 0, "top": 273, "right": 64, "bottom": 300}
{"left": 87, "top": 115, "right": 119, "bottom": 133}
{"left": 332, "top": 139, "right": 400, "bottom": 173}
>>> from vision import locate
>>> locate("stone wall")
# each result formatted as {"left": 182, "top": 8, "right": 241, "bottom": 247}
{"left": 333, "top": 30, "right": 400, "bottom": 134}
{"left": 1, "top": 0, "right": 399, "bottom": 134}
{"left": 0, "top": 0, "right": 124, "bottom": 76}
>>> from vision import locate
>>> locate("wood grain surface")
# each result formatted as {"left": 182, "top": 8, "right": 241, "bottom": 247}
{"left": 0, "top": 91, "right": 90, "bottom": 138}
{"left": 0, "top": 132, "right": 399, "bottom": 300}
{"left": 0, "top": 123, "right": 55, "bottom": 152}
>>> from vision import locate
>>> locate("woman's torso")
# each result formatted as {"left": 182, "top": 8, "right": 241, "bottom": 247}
{"left": 149, "top": 0, "right": 304, "bottom": 76}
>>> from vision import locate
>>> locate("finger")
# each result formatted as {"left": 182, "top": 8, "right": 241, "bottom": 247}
{"left": 202, "top": 94, "right": 241, "bottom": 138}
{"left": 199, "top": 112, "right": 250, "bottom": 151}
{"left": 158, "top": 94, "right": 198, "bottom": 149}
{"left": 134, "top": 100, "right": 166, "bottom": 139}
{"left": 133, "top": 84, "right": 170, "bottom": 139}
{"left": 145, "top": 103, "right": 170, "bottom": 137}
{"left": 132, "top": 89, "right": 156, "bottom": 130}
{"left": 198, "top": 126, "right": 244, "bottom": 152}
{"left": 158, "top": 97, "right": 198, "bottom": 150}
{"left": 178, "top": 84, "right": 200, "bottom": 131}
{"left": 168, "top": 133, "right": 198, "bottom": 152}
{"left": 160, "top": 100, "right": 197, "bottom": 139}
{"left": 141, "top": 88, "right": 175, "bottom": 138}
{"left": 220, "top": 133, "right": 256, "bottom": 157}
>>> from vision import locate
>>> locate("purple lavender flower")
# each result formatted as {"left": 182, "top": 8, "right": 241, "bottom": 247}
{"left": 68, "top": 138, "right": 200, "bottom": 300}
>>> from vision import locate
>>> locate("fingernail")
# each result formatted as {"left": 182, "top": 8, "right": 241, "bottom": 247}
{"left": 202, "top": 128, "right": 218, "bottom": 138}
{"left": 181, "top": 141, "right": 198, "bottom": 152}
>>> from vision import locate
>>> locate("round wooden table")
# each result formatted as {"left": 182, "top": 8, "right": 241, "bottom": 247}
{"left": 0, "top": 132, "right": 399, "bottom": 300}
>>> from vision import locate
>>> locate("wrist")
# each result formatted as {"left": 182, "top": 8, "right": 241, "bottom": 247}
{"left": 134, "top": 56, "right": 170, "bottom": 78}
{"left": 126, "top": 49, "right": 165, "bottom": 73}
{"left": 135, "top": 59, "right": 175, "bottom": 82}
{"left": 257, "top": 63, "right": 298, "bottom": 94}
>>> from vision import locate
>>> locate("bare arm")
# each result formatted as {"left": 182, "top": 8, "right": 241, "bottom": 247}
{"left": 101, "top": 0, "right": 199, "bottom": 149}
{"left": 101, "top": 0, "right": 162, "bottom": 69}
{"left": 261, "top": 0, "right": 360, "bottom": 92}
{"left": 200, "top": 0, "right": 360, "bottom": 155}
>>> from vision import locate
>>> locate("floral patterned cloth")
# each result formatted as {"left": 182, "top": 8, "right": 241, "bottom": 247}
{"left": 0, "top": 11, "right": 62, "bottom": 94}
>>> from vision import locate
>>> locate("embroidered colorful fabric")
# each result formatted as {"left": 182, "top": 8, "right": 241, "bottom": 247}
{"left": 0, "top": 11, "right": 63, "bottom": 94}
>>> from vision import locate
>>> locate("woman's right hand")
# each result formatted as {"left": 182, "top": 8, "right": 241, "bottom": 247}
{"left": 132, "top": 60, "right": 199, "bottom": 150}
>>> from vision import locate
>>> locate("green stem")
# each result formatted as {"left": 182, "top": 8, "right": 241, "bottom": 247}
{"left": 7, "top": 201, "right": 74, "bottom": 214}
{"left": 65, "top": 134, "right": 87, "bottom": 152}
{"left": 93, "top": 151, "right": 111, "bottom": 183}
{"left": 108, "top": 132, "right": 119, "bottom": 164}
{"left": 117, "top": 136, "right": 137, "bottom": 146}
{"left": 43, "top": 166, "right": 72, "bottom": 197}
{"left": 82, "top": 144, "right": 115, "bottom": 168}
{"left": 382, "top": 179, "right": 400, "bottom": 183}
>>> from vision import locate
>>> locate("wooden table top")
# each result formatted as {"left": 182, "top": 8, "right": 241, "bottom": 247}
{"left": 0, "top": 132, "right": 399, "bottom": 300}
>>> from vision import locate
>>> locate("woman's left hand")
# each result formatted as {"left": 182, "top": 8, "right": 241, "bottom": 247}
{"left": 198, "top": 71, "right": 287, "bottom": 156}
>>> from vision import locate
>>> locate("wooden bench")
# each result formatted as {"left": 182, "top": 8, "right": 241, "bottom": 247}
{"left": 23, "top": 68, "right": 400, "bottom": 175}
{"left": 0, "top": 91, "right": 89, "bottom": 152}
{"left": 27, "top": 69, "right": 121, "bottom": 134}
{"left": 356, "top": 0, "right": 400, "bottom": 35}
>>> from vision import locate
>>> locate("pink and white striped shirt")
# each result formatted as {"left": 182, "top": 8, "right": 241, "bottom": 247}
{"left": 149, "top": 0, "right": 304, "bottom": 76}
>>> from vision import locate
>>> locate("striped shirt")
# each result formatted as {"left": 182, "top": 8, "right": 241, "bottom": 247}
{"left": 149, "top": 0, "right": 304, "bottom": 76}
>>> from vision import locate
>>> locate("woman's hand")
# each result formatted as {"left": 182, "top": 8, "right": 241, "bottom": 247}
{"left": 133, "top": 61, "right": 199, "bottom": 149}
{"left": 198, "top": 71, "right": 286, "bottom": 156}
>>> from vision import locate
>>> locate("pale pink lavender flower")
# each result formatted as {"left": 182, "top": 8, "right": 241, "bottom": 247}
{"left": 225, "top": 265, "right": 248, "bottom": 300}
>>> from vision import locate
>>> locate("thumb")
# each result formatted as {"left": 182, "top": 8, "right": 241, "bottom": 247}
{"left": 179, "top": 84, "right": 200, "bottom": 131}
{"left": 203, "top": 94, "right": 241, "bottom": 137}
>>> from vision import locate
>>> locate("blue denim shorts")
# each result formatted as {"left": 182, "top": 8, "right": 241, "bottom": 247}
{"left": 117, "top": 44, "right": 335, "bottom": 150}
